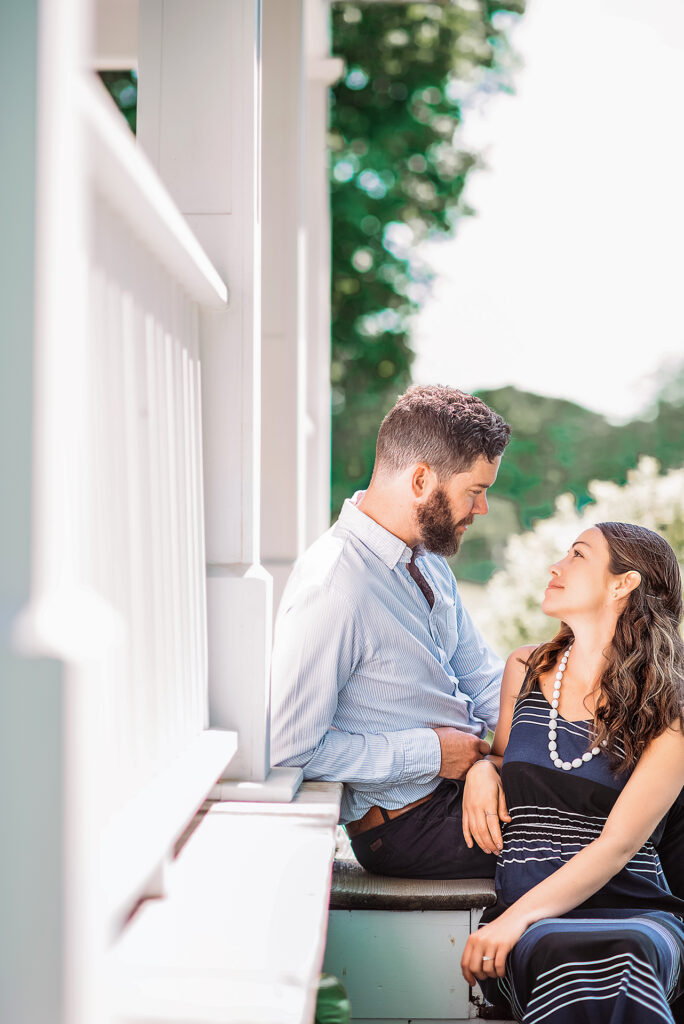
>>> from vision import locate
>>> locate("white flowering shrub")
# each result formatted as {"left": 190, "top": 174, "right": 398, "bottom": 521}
{"left": 483, "top": 457, "right": 684, "bottom": 654}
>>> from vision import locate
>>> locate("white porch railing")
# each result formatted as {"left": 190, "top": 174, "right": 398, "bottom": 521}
{"left": 81, "top": 77, "right": 236, "bottom": 931}
{"left": 19, "top": 69, "right": 237, "bottom": 945}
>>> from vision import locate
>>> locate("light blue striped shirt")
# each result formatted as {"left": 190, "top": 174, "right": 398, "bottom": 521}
{"left": 270, "top": 492, "right": 503, "bottom": 823}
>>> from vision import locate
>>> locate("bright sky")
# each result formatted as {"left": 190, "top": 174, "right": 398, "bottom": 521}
{"left": 412, "top": 0, "right": 684, "bottom": 422}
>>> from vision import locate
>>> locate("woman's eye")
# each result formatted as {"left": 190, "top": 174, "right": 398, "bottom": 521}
{"left": 573, "top": 549, "right": 583, "bottom": 558}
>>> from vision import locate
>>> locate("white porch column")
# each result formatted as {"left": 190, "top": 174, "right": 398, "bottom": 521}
{"left": 260, "top": 0, "right": 339, "bottom": 616}
{"left": 138, "top": 0, "right": 280, "bottom": 790}
{"left": 304, "top": 0, "right": 341, "bottom": 547}
{"left": 260, "top": 0, "right": 307, "bottom": 613}
{"left": 1, "top": 2, "right": 99, "bottom": 1022}
{"left": 0, "top": 12, "right": 66, "bottom": 1021}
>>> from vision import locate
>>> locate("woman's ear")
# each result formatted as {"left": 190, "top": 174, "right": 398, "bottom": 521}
{"left": 615, "top": 570, "right": 642, "bottom": 599}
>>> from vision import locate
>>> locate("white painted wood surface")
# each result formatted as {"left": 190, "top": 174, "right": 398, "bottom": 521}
{"left": 76, "top": 86, "right": 237, "bottom": 939}
{"left": 139, "top": 0, "right": 274, "bottom": 784}
{"left": 109, "top": 783, "right": 342, "bottom": 1024}
{"left": 211, "top": 765, "right": 303, "bottom": 801}
{"left": 303, "top": 1, "right": 341, "bottom": 551}
{"left": 103, "top": 729, "right": 238, "bottom": 933}
{"left": 3, "top": 0, "right": 115, "bottom": 1017}
{"left": 82, "top": 77, "right": 228, "bottom": 308}
{"left": 93, "top": 0, "right": 138, "bottom": 68}
{"left": 7, "top": 2, "right": 240, "bottom": 1018}
{"left": 84, "top": 192, "right": 215, "bottom": 821}
{"left": 5, "top": 0, "right": 340, "bottom": 1019}
{"left": 261, "top": 0, "right": 307, "bottom": 593}
{"left": 139, "top": 0, "right": 262, "bottom": 568}
{"left": 261, "top": 0, "right": 337, "bottom": 618}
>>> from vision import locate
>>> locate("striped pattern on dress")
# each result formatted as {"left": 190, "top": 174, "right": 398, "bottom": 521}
{"left": 501, "top": 911, "right": 684, "bottom": 1024}
{"left": 478, "top": 679, "right": 684, "bottom": 1023}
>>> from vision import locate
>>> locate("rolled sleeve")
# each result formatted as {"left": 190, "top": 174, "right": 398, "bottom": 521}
{"left": 402, "top": 726, "right": 442, "bottom": 783}
{"left": 297, "top": 726, "right": 442, "bottom": 788}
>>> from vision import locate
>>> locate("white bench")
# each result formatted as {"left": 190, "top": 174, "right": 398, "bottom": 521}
{"left": 108, "top": 782, "right": 343, "bottom": 1024}
{"left": 323, "top": 831, "right": 512, "bottom": 1023}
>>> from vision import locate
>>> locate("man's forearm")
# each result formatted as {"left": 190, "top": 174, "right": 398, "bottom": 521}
{"left": 278, "top": 726, "right": 442, "bottom": 788}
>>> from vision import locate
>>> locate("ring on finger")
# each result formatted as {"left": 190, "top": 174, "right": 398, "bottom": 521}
{"left": 485, "top": 812, "right": 498, "bottom": 817}
{"left": 482, "top": 956, "right": 494, "bottom": 961}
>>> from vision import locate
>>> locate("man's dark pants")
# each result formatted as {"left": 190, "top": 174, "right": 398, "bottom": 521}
{"left": 348, "top": 778, "right": 496, "bottom": 880}
{"left": 349, "top": 778, "right": 684, "bottom": 889}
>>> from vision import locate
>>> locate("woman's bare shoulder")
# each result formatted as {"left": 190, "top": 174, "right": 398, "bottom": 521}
{"left": 500, "top": 644, "right": 537, "bottom": 697}
{"left": 506, "top": 644, "right": 538, "bottom": 670}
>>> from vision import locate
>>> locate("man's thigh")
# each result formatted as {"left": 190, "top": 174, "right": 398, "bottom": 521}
{"left": 350, "top": 779, "right": 496, "bottom": 880}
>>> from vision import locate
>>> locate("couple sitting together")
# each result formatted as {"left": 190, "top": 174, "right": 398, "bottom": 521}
{"left": 271, "top": 384, "right": 684, "bottom": 1024}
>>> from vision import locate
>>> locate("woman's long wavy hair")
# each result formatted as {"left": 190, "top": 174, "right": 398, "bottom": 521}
{"left": 521, "top": 522, "right": 684, "bottom": 773}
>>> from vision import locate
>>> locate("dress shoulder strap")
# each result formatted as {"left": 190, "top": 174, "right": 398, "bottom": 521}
{"left": 513, "top": 667, "right": 537, "bottom": 706}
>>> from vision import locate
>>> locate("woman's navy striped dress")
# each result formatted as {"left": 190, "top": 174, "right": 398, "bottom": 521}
{"left": 479, "top": 678, "right": 684, "bottom": 1023}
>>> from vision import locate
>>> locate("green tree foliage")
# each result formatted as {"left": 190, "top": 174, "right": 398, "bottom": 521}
{"left": 477, "top": 383, "right": 684, "bottom": 526}
{"left": 330, "top": 1, "right": 525, "bottom": 515}
{"left": 453, "top": 383, "right": 684, "bottom": 582}
{"left": 98, "top": 70, "right": 138, "bottom": 132}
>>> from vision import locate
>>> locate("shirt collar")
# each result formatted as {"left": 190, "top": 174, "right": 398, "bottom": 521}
{"left": 338, "top": 490, "right": 415, "bottom": 570}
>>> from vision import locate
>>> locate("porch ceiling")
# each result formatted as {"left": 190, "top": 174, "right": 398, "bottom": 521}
{"left": 92, "top": 0, "right": 436, "bottom": 71}
{"left": 94, "top": 0, "right": 138, "bottom": 69}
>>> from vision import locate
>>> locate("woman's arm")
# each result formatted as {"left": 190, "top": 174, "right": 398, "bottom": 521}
{"left": 462, "top": 646, "right": 535, "bottom": 854}
{"left": 461, "top": 720, "right": 684, "bottom": 984}
{"left": 491, "top": 645, "right": 536, "bottom": 756}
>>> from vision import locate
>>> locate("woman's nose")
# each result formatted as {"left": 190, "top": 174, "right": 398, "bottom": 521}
{"left": 549, "top": 562, "right": 561, "bottom": 577}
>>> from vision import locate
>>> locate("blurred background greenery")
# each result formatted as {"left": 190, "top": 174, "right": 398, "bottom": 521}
{"left": 99, "top": 68, "right": 137, "bottom": 131}
{"left": 454, "top": 379, "right": 684, "bottom": 582}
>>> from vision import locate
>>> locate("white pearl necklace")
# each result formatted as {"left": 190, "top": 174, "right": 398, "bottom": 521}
{"left": 548, "top": 645, "right": 601, "bottom": 771}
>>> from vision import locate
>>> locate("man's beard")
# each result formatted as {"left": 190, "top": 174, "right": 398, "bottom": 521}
{"left": 416, "top": 487, "right": 474, "bottom": 557}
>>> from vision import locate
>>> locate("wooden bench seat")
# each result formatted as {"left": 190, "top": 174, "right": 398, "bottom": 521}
{"left": 330, "top": 856, "right": 497, "bottom": 913}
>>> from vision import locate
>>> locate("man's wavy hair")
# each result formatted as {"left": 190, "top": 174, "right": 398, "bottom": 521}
{"left": 522, "top": 522, "right": 684, "bottom": 773}
{"left": 372, "top": 385, "right": 511, "bottom": 481}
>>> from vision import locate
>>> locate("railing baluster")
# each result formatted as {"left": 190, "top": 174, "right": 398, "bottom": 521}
{"left": 87, "top": 196, "right": 217, "bottom": 808}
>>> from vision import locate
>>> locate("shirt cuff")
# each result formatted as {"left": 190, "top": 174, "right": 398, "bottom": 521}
{"left": 401, "top": 728, "right": 442, "bottom": 784}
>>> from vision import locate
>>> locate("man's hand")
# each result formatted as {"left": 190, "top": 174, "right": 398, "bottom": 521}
{"left": 433, "top": 728, "right": 490, "bottom": 779}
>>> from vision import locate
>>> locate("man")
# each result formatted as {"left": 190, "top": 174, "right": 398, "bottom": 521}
{"left": 271, "top": 385, "right": 511, "bottom": 878}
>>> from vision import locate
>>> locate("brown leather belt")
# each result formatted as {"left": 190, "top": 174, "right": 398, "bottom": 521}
{"left": 345, "top": 792, "right": 435, "bottom": 839}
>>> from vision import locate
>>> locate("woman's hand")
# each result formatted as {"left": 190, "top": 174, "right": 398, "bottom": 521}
{"left": 462, "top": 760, "right": 511, "bottom": 855}
{"left": 461, "top": 913, "right": 527, "bottom": 984}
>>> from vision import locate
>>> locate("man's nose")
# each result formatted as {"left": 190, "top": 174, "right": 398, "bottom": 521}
{"left": 474, "top": 494, "right": 488, "bottom": 515}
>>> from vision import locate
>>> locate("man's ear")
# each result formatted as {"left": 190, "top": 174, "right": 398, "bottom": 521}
{"left": 411, "top": 463, "right": 431, "bottom": 498}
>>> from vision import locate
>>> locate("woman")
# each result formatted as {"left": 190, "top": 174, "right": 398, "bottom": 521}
{"left": 460, "top": 521, "right": 684, "bottom": 1023}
